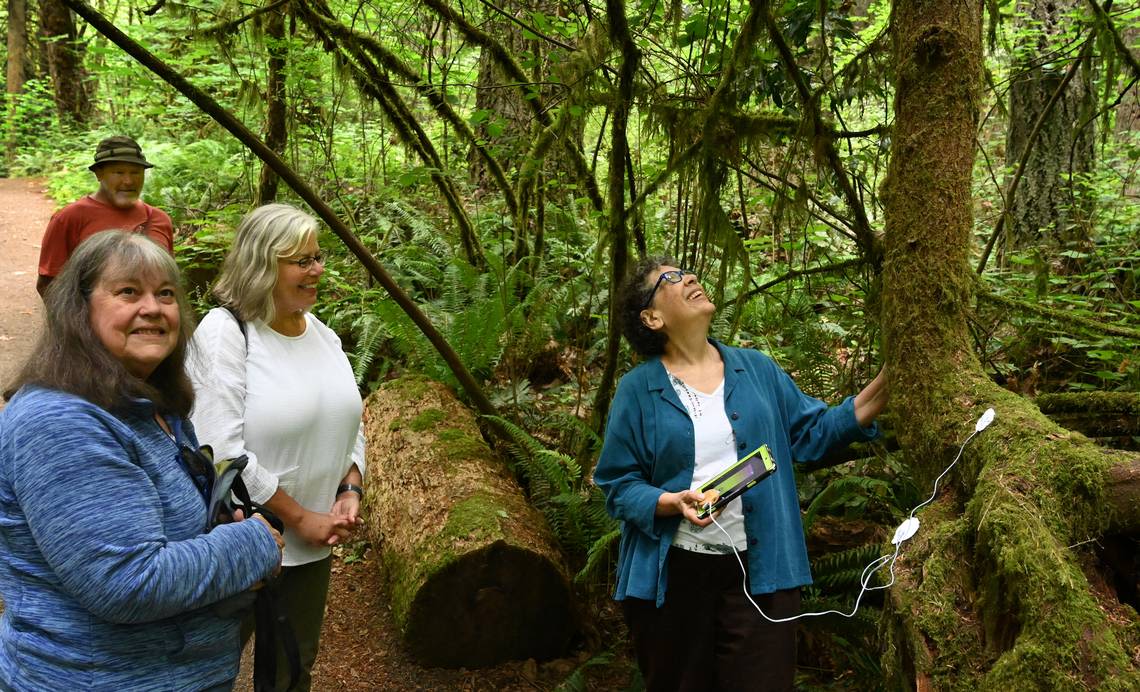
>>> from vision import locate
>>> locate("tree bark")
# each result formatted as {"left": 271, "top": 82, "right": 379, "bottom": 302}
{"left": 467, "top": 0, "right": 585, "bottom": 262}
{"left": 881, "top": 0, "right": 1139, "bottom": 688}
{"left": 1002, "top": 0, "right": 1095, "bottom": 264}
{"left": 6, "top": 0, "right": 28, "bottom": 98}
{"left": 6, "top": 0, "right": 29, "bottom": 162}
{"left": 361, "top": 376, "right": 574, "bottom": 668}
{"left": 255, "top": 5, "right": 287, "bottom": 205}
{"left": 39, "top": 0, "right": 90, "bottom": 124}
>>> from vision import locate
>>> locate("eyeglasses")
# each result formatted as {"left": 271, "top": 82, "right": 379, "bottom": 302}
{"left": 282, "top": 253, "right": 325, "bottom": 270}
{"left": 642, "top": 269, "right": 690, "bottom": 309}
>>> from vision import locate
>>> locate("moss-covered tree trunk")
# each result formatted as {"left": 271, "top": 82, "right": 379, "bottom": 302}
{"left": 39, "top": 0, "right": 90, "bottom": 124}
{"left": 255, "top": 5, "right": 287, "bottom": 205}
{"left": 361, "top": 376, "right": 574, "bottom": 668}
{"left": 880, "top": 0, "right": 1139, "bottom": 688}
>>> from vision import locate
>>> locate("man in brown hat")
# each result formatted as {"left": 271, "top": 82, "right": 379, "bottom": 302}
{"left": 36, "top": 135, "right": 174, "bottom": 296}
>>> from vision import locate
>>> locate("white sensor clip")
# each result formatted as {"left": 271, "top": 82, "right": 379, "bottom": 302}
{"left": 975, "top": 408, "right": 995, "bottom": 432}
{"left": 891, "top": 517, "right": 920, "bottom": 545}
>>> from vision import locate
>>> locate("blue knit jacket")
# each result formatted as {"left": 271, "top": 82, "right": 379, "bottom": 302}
{"left": 593, "top": 342, "right": 879, "bottom": 606}
{"left": 0, "top": 387, "right": 281, "bottom": 691}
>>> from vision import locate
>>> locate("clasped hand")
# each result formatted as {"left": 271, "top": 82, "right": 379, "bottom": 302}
{"left": 295, "top": 508, "right": 357, "bottom": 546}
{"left": 232, "top": 508, "right": 285, "bottom": 586}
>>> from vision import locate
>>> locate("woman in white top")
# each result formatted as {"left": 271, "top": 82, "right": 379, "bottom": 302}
{"left": 188, "top": 203, "right": 365, "bottom": 691}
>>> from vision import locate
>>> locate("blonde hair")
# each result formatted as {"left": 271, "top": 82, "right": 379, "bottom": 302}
{"left": 213, "top": 203, "right": 318, "bottom": 323}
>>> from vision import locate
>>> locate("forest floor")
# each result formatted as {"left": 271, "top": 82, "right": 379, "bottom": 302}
{"left": 0, "top": 178, "right": 635, "bottom": 691}
{"left": 233, "top": 542, "right": 635, "bottom": 691}
{"left": 0, "top": 178, "right": 49, "bottom": 405}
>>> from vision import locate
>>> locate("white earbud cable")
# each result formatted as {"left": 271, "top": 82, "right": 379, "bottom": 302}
{"left": 709, "top": 407, "right": 995, "bottom": 623}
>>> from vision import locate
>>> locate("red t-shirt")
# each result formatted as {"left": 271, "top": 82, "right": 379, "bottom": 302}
{"left": 37, "top": 195, "right": 175, "bottom": 278}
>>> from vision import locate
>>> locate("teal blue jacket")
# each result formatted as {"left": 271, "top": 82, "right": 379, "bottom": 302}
{"left": 594, "top": 342, "right": 878, "bottom": 606}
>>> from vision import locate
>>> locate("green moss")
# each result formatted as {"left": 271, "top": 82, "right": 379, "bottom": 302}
{"left": 439, "top": 493, "right": 507, "bottom": 543}
{"left": 962, "top": 418, "right": 1136, "bottom": 689}
{"left": 889, "top": 508, "right": 991, "bottom": 690}
{"left": 384, "top": 492, "right": 510, "bottom": 631}
{"left": 1035, "top": 391, "right": 1140, "bottom": 415}
{"left": 383, "top": 374, "right": 435, "bottom": 401}
{"left": 435, "top": 427, "right": 491, "bottom": 463}
{"left": 409, "top": 408, "right": 446, "bottom": 432}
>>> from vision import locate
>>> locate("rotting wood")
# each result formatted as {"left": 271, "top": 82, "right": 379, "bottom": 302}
{"left": 361, "top": 376, "right": 574, "bottom": 668}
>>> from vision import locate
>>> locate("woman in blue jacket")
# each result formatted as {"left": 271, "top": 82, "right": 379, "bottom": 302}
{"left": 594, "top": 257, "right": 888, "bottom": 691}
{"left": 0, "top": 231, "right": 284, "bottom": 690}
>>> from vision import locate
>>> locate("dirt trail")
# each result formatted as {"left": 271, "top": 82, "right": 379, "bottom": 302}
{"left": 0, "top": 178, "right": 52, "bottom": 405}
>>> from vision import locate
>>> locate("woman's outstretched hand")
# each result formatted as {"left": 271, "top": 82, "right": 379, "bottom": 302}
{"left": 854, "top": 368, "right": 889, "bottom": 427}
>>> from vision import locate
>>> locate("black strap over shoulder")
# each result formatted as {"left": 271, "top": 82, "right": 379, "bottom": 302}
{"left": 200, "top": 450, "right": 299, "bottom": 691}
{"left": 222, "top": 305, "right": 248, "bottom": 343}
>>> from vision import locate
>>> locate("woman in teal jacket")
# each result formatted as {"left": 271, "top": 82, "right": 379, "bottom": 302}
{"left": 594, "top": 258, "right": 887, "bottom": 691}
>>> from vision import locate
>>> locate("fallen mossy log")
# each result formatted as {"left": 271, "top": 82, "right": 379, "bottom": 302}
{"left": 361, "top": 376, "right": 573, "bottom": 668}
{"left": 1035, "top": 392, "right": 1140, "bottom": 444}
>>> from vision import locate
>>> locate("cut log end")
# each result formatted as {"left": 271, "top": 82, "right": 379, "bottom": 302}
{"left": 403, "top": 541, "right": 573, "bottom": 668}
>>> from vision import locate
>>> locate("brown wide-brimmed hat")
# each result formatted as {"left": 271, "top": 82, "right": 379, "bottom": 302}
{"left": 88, "top": 135, "right": 154, "bottom": 171}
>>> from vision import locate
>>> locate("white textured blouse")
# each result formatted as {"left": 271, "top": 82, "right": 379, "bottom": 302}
{"left": 188, "top": 308, "right": 366, "bottom": 566}
{"left": 667, "top": 376, "right": 748, "bottom": 553}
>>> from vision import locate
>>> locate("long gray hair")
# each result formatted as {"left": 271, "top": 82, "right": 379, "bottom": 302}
{"left": 4, "top": 231, "right": 196, "bottom": 415}
{"left": 212, "top": 203, "right": 318, "bottom": 324}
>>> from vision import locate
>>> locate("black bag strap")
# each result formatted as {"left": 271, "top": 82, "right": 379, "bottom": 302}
{"left": 213, "top": 306, "right": 300, "bottom": 691}
{"left": 222, "top": 305, "right": 248, "bottom": 344}
{"left": 213, "top": 466, "right": 300, "bottom": 691}
{"left": 253, "top": 583, "right": 303, "bottom": 692}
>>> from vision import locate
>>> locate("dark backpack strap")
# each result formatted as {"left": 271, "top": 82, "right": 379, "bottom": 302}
{"left": 222, "top": 305, "right": 248, "bottom": 343}
{"left": 228, "top": 474, "right": 299, "bottom": 691}
{"left": 253, "top": 583, "right": 303, "bottom": 692}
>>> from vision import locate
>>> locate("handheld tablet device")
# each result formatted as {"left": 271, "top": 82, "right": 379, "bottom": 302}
{"left": 696, "top": 444, "right": 776, "bottom": 519}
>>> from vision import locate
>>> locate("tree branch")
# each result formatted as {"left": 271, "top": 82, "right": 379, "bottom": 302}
{"left": 590, "top": 0, "right": 639, "bottom": 437}
{"left": 1086, "top": 0, "right": 1140, "bottom": 79}
{"left": 197, "top": 0, "right": 292, "bottom": 35}
{"left": 741, "top": 257, "right": 864, "bottom": 301}
{"left": 761, "top": 0, "right": 878, "bottom": 262}
{"left": 300, "top": 0, "right": 519, "bottom": 218}
{"left": 977, "top": 281, "right": 1140, "bottom": 340}
{"left": 477, "top": 0, "right": 575, "bottom": 53}
{"left": 59, "top": 0, "right": 503, "bottom": 428}
{"left": 422, "top": 0, "right": 605, "bottom": 213}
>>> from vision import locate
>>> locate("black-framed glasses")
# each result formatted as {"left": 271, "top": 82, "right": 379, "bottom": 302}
{"left": 642, "top": 269, "right": 689, "bottom": 309}
{"left": 282, "top": 253, "right": 325, "bottom": 270}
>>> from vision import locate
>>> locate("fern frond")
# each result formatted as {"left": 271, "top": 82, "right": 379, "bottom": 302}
{"left": 576, "top": 527, "right": 620, "bottom": 584}
{"left": 810, "top": 543, "right": 888, "bottom": 591}
{"left": 349, "top": 312, "right": 387, "bottom": 385}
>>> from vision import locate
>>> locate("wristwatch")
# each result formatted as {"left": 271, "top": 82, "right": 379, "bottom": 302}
{"left": 337, "top": 483, "right": 364, "bottom": 497}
